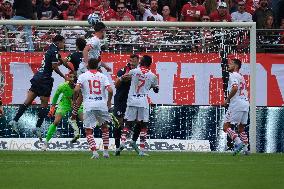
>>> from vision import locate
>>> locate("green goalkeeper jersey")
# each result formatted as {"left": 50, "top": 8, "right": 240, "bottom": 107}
{"left": 52, "top": 82, "right": 74, "bottom": 108}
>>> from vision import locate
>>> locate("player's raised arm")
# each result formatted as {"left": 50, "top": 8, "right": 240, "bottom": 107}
{"left": 82, "top": 44, "right": 91, "bottom": 67}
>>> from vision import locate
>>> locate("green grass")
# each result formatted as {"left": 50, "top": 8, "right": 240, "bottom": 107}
{"left": 0, "top": 151, "right": 283, "bottom": 189}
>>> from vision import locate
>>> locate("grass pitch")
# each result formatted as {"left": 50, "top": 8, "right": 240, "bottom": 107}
{"left": 0, "top": 151, "right": 283, "bottom": 189}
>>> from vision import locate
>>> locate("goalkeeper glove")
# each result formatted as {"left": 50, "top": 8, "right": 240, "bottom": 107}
{"left": 48, "top": 105, "right": 56, "bottom": 117}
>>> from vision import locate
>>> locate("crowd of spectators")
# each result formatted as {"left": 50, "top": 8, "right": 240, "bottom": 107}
{"left": 1, "top": 0, "right": 283, "bottom": 27}
{"left": 0, "top": 0, "right": 283, "bottom": 52}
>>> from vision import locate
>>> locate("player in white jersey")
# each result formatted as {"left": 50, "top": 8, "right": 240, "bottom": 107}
{"left": 74, "top": 58, "right": 113, "bottom": 159}
{"left": 118, "top": 55, "right": 159, "bottom": 156}
{"left": 81, "top": 21, "right": 111, "bottom": 74}
{"left": 69, "top": 22, "right": 112, "bottom": 132}
{"left": 223, "top": 58, "right": 250, "bottom": 155}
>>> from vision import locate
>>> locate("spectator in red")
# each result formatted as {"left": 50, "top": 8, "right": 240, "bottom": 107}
{"left": 114, "top": 2, "right": 135, "bottom": 21}
{"left": 78, "top": 0, "right": 101, "bottom": 20}
{"left": 62, "top": 0, "right": 84, "bottom": 20}
{"left": 180, "top": 0, "right": 206, "bottom": 22}
{"left": 1, "top": 0, "right": 13, "bottom": 19}
{"left": 99, "top": 0, "right": 116, "bottom": 21}
{"left": 37, "top": 0, "right": 59, "bottom": 20}
{"left": 138, "top": 0, "right": 163, "bottom": 21}
{"left": 209, "top": 2, "right": 232, "bottom": 22}
{"left": 162, "top": 5, "right": 177, "bottom": 21}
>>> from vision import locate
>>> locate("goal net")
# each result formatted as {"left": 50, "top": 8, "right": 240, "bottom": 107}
{"left": 0, "top": 20, "right": 256, "bottom": 152}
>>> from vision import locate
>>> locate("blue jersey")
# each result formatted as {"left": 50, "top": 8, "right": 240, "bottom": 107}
{"left": 36, "top": 43, "right": 60, "bottom": 78}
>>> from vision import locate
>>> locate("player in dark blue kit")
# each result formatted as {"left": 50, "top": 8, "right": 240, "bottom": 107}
{"left": 9, "top": 35, "right": 69, "bottom": 141}
{"left": 61, "top": 37, "right": 86, "bottom": 76}
{"left": 113, "top": 54, "right": 142, "bottom": 156}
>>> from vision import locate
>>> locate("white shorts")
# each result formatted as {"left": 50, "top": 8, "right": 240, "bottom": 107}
{"left": 83, "top": 110, "right": 112, "bottom": 129}
{"left": 124, "top": 106, "right": 149, "bottom": 122}
{"left": 224, "top": 110, "right": 248, "bottom": 125}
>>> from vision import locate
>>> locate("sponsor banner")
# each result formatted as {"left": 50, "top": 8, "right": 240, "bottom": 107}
{"left": 0, "top": 138, "right": 211, "bottom": 152}
{"left": 0, "top": 52, "right": 284, "bottom": 106}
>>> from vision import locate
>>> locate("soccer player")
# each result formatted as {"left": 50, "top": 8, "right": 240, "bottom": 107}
{"left": 74, "top": 58, "right": 113, "bottom": 159}
{"left": 82, "top": 21, "right": 111, "bottom": 73}
{"left": 69, "top": 21, "right": 110, "bottom": 125}
{"left": 113, "top": 54, "right": 142, "bottom": 156}
{"left": 9, "top": 35, "right": 68, "bottom": 141}
{"left": 61, "top": 37, "right": 87, "bottom": 77}
{"left": 223, "top": 58, "right": 250, "bottom": 155}
{"left": 119, "top": 55, "right": 159, "bottom": 156}
{"left": 41, "top": 71, "right": 77, "bottom": 150}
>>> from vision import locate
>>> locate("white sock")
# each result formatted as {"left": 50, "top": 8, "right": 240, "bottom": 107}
{"left": 243, "top": 144, "right": 248, "bottom": 152}
{"left": 234, "top": 137, "right": 242, "bottom": 145}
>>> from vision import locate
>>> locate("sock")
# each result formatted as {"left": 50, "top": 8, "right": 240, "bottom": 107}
{"left": 239, "top": 131, "right": 248, "bottom": 144}
{"left": 46, "top": 124, "right": 57, "bottom": 142}
{"left": 71, "top": 121, "right": 79, "bottom": 136}
{"left": 14, "top": 104, "right": 28, "bottom": 122}
{"left": 132, "top": 124, "right": 141, "bottom": 142}
{"left": 36, "top": 107, "right": 48, "bottom": 128}
{"left": 101, "top": 126, "right": 109, "bottom": 150}
{"left": 114, "top": 127, "right": 121, "bottom": 149}
{"left": 86, "top": 132, "right": 96, "bottom": 152}
{"left": 121, "top": 127, "right": 129, "bottom": 145}
{"left": 71, "top": 104, "right": 79, "bottom": 118}
{"left": 226, "top": 127, "right": 238, "bottom": 140}
{"left": 140, "top": 127, "right": 147, "bottom": 151}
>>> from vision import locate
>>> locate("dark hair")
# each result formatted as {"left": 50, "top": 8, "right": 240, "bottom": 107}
{"left": 232, "top": 58, "right": 242, "bottom": 69}
{"left": 130, "top": 54, "right": 139, "bottom": 59}
{"left": 52, "top": 34, "right": 65, "bottom": 43}
{"left": 88, "top": 58, "right": 100, "bottom": 69}
{"left": 76, "top": 37, "right": 86, "bottom": 51}
{"left": 140, "top": 55, "right": 152, "bottom": 67}
{"left": 93, "top": 22, "right": 106, "bottom": 32}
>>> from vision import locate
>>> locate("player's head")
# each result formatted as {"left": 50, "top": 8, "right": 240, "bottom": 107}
{"left": 129, "top": 54, "right": 139, "bottom": 69}
{"left": 66, "top": 72, "right": 76, "bottom": 86}
{"left": 140, "top": 55, "right": 152, "bottom": 68}
{"left": 53, "top": 34, "right": 65, "bottom": 49}
{"left": 88, "top": 58, "right": 100, "bottom": 70}
{"left": 94, "top": 22, "right": 106, "bottom": 39}
{"left": 76, "top": 37, "right": 86, "bottom": 51}
{"left": 229, "top": 58, "right": 242, "bottom": 72}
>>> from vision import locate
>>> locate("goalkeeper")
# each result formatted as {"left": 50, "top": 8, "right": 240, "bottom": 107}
{"left": 42, "top": 69, "right": 81, "bottom": 150}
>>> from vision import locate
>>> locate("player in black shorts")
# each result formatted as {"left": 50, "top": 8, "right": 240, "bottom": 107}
{"left": 113, "top": 54, "right": 142, "bottom": 156}
{"left": 9, "top": 35, "right": 69, "bottom": 141}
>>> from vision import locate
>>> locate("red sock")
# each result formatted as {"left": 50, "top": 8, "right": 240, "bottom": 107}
{"left": 101, "top": 126, "right": 109, "bottom": 150}
{"left": 239, "top": 131, "right": 248, "bottom": 144}
{"left": 226, "top": 128, "right": 238, "bottom": 140}
{"left": 121, "top": 127, "right": 129, "bottom": 144}
{"left": 86, "top": 133, "right": 96, "bottom": 152}
{"left": 140, "top": 128, "right": 147, "bottom": 151}
{"left": 71, "top": 104, "right": 79, "bottom": 119}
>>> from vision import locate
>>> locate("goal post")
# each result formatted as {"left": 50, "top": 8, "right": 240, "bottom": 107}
{"left": 0, "top": 20, "right": 257, "bottom": 153}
